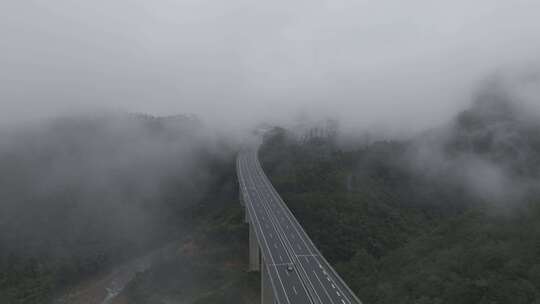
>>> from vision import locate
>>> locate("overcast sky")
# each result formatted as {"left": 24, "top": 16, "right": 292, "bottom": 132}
{"left": 1, "top": 0, "right": 540, "bottom": 132}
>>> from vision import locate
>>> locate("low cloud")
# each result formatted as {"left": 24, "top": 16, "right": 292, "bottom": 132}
{"left": 406, "top": 71, "right": 540, "bottom": 206}
{"left": 2, "top": 0, "right": 540, "bottom": 132}
{"left": 0, "top": 113, "right": 234, "bottom": 258}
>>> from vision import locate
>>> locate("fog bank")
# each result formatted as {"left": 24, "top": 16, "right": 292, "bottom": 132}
{"left": 2, "top": 0, "right": 540, "bottom": 132}
{"left": 0, "top": 114, "right": 233, "bottom": 258}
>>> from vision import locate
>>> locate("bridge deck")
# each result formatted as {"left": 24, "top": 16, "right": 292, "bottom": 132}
{"left": 237, "top": 150, "right": 362, "bottom": 304}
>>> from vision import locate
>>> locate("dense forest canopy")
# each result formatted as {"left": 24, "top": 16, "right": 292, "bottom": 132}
{"left": 259, "top": 82, "right": 540, "bottom": 304}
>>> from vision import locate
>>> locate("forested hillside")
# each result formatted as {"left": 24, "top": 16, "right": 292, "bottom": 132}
{"left": 123, "top": 136, "right": 259, "bottom": 304}
{"left": 259, "top": 88, "right": 540, "bottom": 304}
{"left": 0, "top": 114, "right": 244, "bottom": 303}
{"left": 3, "top": 83, "right": 540, "bottom": 304}
{"left": 124, "top": 177, "right": 259, "bottom": 304}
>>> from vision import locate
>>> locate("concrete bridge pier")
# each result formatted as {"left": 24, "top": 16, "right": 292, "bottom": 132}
{"left": 239, "top": 189, "right": 245, "bottom": 207}
{"left": 244, "top": 205, "right": 250, "bottom": 224}
{"left": 240, "top": 190, "right": 249, "bottom": 224}
{"left": 249, "top": 223, "right": 260, "bottom": 271}
{"left": 261, "top": 258, "right": 275, "bottom": 304}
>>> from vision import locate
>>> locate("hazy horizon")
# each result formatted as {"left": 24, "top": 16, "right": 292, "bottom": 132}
{"left": 2, "top": 0, "right": 540, "bottom": 134}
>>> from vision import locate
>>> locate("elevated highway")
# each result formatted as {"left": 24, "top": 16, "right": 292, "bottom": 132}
{"left": 237, "top": 149, "right": 362, "bottom": 304}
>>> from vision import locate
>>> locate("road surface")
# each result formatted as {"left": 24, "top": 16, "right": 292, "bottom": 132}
{"left": 237, "top": 149, "right": 362, "bottom": 304}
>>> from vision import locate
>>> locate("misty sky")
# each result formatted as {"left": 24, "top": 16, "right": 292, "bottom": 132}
{"left": 2, "top": 0, "right": 540, "bottom": 131}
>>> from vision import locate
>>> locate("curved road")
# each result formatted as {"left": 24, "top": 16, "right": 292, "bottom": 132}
{"left": 237, "top": 149, "right": 362, "bottom": 304}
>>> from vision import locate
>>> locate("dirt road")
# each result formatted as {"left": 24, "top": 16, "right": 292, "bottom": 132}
{"left": 54, "top": 243, "right": 178, "bottom": 304}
